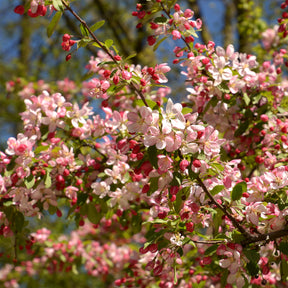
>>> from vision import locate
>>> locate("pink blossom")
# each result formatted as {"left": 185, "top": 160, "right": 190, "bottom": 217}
{"left": 6, "top": 134, "right": 36, "bottom": 157}
{"left": 31, "top": 228, "right": 51, "bottom": 244}
{"left": 262, "top": 26, "right": 279, "bottom": 50}
{"left": 209, "top": 56, "right": 232, "bottom": 86}
{"left": 127, "top": 106, "right": 158, "bottom": 134}
{"left": 91, "top": 181, "right": 110, "bottom": 198}
{"left": 157, "top": 155, "right": 173, "bottom": 173}
{"left": 64, "top": 186, "right": 79, "bottom": 199}
{"left": 172, "top": 30, "right": 182, "bottom": 40}
{"left": 161, "top": 98, "right": 186, "bottom": 133}
{"left": 245, "top": 202, "right": 267, "bottom": 226}
{"left": 154, "top": 63, "right": 171, "bottom": 83}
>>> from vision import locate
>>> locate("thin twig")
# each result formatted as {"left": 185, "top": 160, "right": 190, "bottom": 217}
{"left": 192, "top": 239, "right": 224, "bottom": 244}
{"left": 195, "top": 174, "right": 251, "bottom": 239}
{"left": 61, "top": 0, "right": 148, "bottom": 107}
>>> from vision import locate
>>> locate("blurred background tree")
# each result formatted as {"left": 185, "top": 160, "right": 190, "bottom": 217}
{"left": 0, "top": 0, "right": 283, "bottom": 145}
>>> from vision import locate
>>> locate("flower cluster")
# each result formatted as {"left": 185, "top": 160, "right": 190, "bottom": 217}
{"left": 4, "top": 1, "right": 288, "bottom": 288}
{"left": 14, "top": 1, "right": 50, "bottom": 17}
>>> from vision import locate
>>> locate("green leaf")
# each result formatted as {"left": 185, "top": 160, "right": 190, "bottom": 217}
{"left": 34, "top": 145, "right": 49, "bottom": 154}
{"left": 246, "top": 261, "right": 259, "bottom": 277}
{"left": 90, "top": 20, "right": 105, "bottom": 32}
{"left": 243, "top": 249, "right": 260, "bottom": 263}
{"left": 105, "top": 39, "right": 114, "bottom": 49}
{"left": 87, "top": 203, "right": 101, "bottom": 224}
{"left": 77, "top": 193, "right": 88, "bottom": 206}
{"left": 174, "top": 265, "right": 178, "bottom": 284}
{"left": 80, "top": 23, "right": 89, "bottom": 37}
{"left": 148, "top": 145, "right": 158, "bottom": 168}
{"left": 125, "top": 53, "right": 137, "bottom": 61}
{"left": 187, "top": 27, "right": 198, "bottom": 38}
{"left": 210, "top": 185, "right": 224, "bottom": 196}
{"left": 174, "top": 191, "right": 183, "bottom": 214}
{"left": 153, "top": 36, "right": 168, "bottom": 51}
{"left": 148, "top": 177, "right": 159, "bottom": 196}
{"left": 79, "top": 205, "right": 87, "bottom": 218}
{"left": 52, "top": 0, "right": 65, "bottom": 11}
{"left": 44, "top": 171, "right": 52, "bottom": 188}
{"left": 279, "top": 242, "right": 288, "bottom": 256}
{"left": 243, "top": 93, "right": 250, "bottom": 105}
{"left": 204, "top": 244, "right": 218, "bottom": 256}
{"left": 234, "top": 120, "right": 249, "bottom": 137}
{"left": 213, "top": 209, "right": 224, "bottom": 234}
{"left": 59, "top": 254, "right": 66, "bottom": 262}
{"left": 47, "top": 12, "right": 62, "bottom": 38}
{"left": 154, "top": 16, "right": 167, "bottom": 23}
{"left": 131, "top": 214, "right": 142, "bottom": 233}
{"left": 182, "top": 107, "right": 193, "bottom": 114}
{"left": 231, "top": 230, "right": 245, "bottom": 243}
{"left": 188, "top": 166, "right": 198, "bottom": 180}
{"left": 147, "top": 99, "right": 158, "bottom": 109}
{"left": 3, "top": 201, "right": 13, "bottom": 207}
{"left": 209, "top": 162, "right": 225, "bottom": 172}
{"left": 72, "top": 264, "right": 79, "bottom": 275}
{"left": 24, "top": 174, "right": 35, "bottom": 189}
{"left": 231, "top": 181, "right": 247, "bottom": 201}
{"left": 135, "top": 99, "right": 158, "bottom": 109}
{"left": 92, "top": 42, "right": 102, "bottom": 48}
{"left": 170, "top": 172, "right": 182, "bottom": 187}
{"left": 0, "top": 236, "right": 13, "bottom": 255}
{"left": 77, "top": 38, "right": 92, "bottom": 49}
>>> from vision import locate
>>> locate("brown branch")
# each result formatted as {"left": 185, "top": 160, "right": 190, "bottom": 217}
{"left": 241, "top": 229, "right": 288, "bottom": 246}
{"left": 195, "top": 174, "right": 288, "bottom": 247}
{"left": 194, "top": 174, "right": 251, "bottom": 238}
{"left": 61, "top": 0, "right": 148, "bottom": 107}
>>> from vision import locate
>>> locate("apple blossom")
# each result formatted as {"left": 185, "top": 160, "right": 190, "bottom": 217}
{"left": 3, "top": 1, "right": 288, "bottom": 287}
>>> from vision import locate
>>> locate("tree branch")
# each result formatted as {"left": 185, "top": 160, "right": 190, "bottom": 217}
{"left": 194, "top": 173, "right": 251, "bottom": 239}
{"left": 241, "top": 229, "right": 288, "bottom": 246}
{"left": 61, "top": 0, "right": 148, "bottom": 107}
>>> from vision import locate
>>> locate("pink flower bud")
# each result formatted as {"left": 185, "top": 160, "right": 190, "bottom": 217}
{"left": 172, "top": 30, "right": 182, "bottom": 40}
{"left": 14, "top": 5, "right": 25, "bottom": 15}
{"left": 192, "top": 159, "right": 201, "bottom": 168}
{"left": 186, "top": 222, "right": 194, "bottom": 232}
{"left": 174, "top": 4, "right": 181, "bottom": 12}
{"left": 260, "top": 114, "right": 269, "bottom": 122}
{"left": 147, "top": 36, "right": 156, "bottom": 46}
{"left": 121, "top": 70, "right": 132, "bottom": 80}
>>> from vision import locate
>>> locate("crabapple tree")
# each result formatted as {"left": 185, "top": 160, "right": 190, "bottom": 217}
{"left": 2, "top": 0, "right": 288, "bottom": 287}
